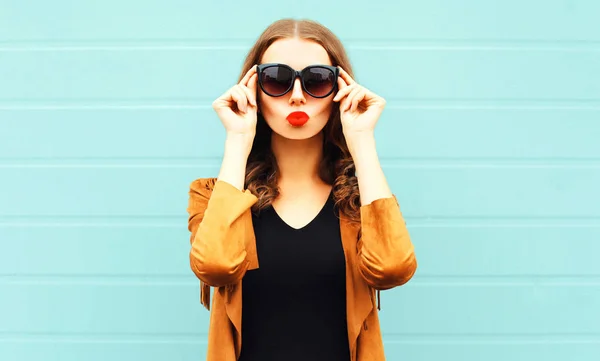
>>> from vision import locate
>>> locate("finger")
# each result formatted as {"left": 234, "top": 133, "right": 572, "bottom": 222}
{"left": 245, "top": 73, "right": 258, "bottom": 106}
{"left": 231, "top": 86, "right": 248, "bottom": 113}
{"left": 333, "top": 79, "right": 352, "bottom": 102}
{"left": 337, "top": 66, "right": 356, "bottom": 85}
{"left": 334, "top": 78, "right": 344, "bottom": 99}
{"left": 362, "top": 88, "right": 385, "bottom": 110}
{"left": 213, "top": 87, "right": 235, "bottom": 109}
{"left": 350, "top": 88, "right": 367, "bottom": 112}
{"left": 339, "top": 85, "right": 359, "bottom": 110}
{"left": 239, "top": 64, "right": 258, "bottom": 87}
{"left": 235, "top": 86, "right": 250, "bottom": 112}
{"left": 239, "top": 83, "right": 256, "bottom": 108}
{"left": 343, "top": 86, "right": 362, "bottom": 111}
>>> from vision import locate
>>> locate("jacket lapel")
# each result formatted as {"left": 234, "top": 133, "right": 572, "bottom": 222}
{"left": 223, "top": 207, "right": 259, "bottom": 359}
{"left": 339, "top": 211, "right": 374, "bottom": 359}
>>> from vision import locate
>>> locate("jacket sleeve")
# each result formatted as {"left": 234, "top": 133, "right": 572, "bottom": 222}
{"left": 187, "top": 178, "right": 258, "bottom": 288}
{"left": 357, "top": 195, "right": 417, "bottom": 290}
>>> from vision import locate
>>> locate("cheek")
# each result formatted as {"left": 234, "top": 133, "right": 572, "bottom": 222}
{"left": 257, "top": 93, "right": 278, "bottom": 113}
{"left": 316, "top": 100, "right": 334, "bottom": 117}
{"left": 309, "top": 100, "right": 335, "bottom": 125}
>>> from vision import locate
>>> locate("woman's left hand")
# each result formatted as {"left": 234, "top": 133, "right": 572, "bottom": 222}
{"left": 333, "top": 66, "right": 386, "bottom": 138}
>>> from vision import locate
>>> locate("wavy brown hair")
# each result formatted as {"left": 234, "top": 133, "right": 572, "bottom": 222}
{"left": 238, "top": 18, "right": 361, "bottom": 224}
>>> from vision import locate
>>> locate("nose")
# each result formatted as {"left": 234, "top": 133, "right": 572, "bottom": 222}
{"left": 288, "top": 78, "right": 306, "bottom": 105}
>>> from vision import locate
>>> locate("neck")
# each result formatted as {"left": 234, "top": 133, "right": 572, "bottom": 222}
{"left": 271, "top": 131, "right": 326, "bottom": 189}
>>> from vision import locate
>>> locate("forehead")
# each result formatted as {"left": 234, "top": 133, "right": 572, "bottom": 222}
{"left": 260, "top": 38, "right": 332, "bottom": 69}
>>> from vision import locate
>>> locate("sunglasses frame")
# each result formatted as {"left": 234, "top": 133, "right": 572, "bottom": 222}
{"left": 257, "top": 63, "right": 339, "bottom": 98}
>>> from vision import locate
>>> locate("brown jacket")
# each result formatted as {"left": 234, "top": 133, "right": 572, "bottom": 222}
{"left": 187, "top": 178, "right": 417, "bottom": 361}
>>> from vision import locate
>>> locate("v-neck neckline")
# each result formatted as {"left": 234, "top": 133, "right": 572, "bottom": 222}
{"left": 271, "top": 189, "right": 334, "bottom": 231}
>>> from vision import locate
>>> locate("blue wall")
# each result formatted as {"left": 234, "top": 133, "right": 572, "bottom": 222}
{"left": 1, "top": 1, "right": 599, "bottom": 360}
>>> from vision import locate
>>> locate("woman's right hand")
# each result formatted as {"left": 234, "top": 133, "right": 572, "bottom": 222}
{"left": 212, "top": 65, "right": 259, "bottom": 138}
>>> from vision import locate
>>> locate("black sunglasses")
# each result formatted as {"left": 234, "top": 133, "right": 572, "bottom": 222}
{"left": 257, "top": 63, "right": 339, "bottom": 98}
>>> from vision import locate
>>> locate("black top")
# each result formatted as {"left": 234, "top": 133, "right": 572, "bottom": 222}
{"left": 238, "top": 190, "right": 351, "bottom": 361}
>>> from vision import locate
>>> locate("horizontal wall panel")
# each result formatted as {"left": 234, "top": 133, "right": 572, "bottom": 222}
{"left": 0, "top": 343, "right": 204, "bottom": 361}
{"left": 2, "top": 108, "right": 600, "bottom": 159}
{"left": 0, "top": 166, "right": 598, "bottom": 217}
{"left": 0, "top": 1, "right": 599, "bottom": 42}
{"left": 0, "top": 49, "right": 598, "bottom": 101}
{"left": 0, "top": 227, "right": 192, "bottom": 276}
{"left": 378, "top": 284, "right": 600, "bottom": 334}
{"left": 1, "top": 226, "right": 599, "bottom": 277}
{"left": 1, "top": 284, "right": 598, "bottom": 334}
{"left": 382, "top": 342, "right": 600, "bottom": 361}
{"left": 0, "top": 49, "right": 241, "bottom": 101}
{"left": 411, "top": 226, "right": 600, "bottom": 277}
{"left": 0, "top": 284, "right": 208, "bottom": 335}
{"left": 1, "top": 341, "right": 599, "bottom": 361}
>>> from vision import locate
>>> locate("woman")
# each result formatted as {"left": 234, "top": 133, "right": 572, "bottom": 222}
{"left": 187, "top": 18, "right": 417, "bottom": 361}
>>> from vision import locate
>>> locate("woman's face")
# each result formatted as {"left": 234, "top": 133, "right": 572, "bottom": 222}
{"left": 258, "top": 38, "right": 335, "bottom": 140}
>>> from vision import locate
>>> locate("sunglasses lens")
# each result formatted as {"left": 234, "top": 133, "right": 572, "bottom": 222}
{"left": 304, "top": 67, "right": 335, "bottom": 97}
{"left": 260, "top": 66, "right": 293, "bottom": 96}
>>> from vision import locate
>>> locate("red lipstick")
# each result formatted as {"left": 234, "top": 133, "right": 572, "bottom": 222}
{"left": 286, "top": 111, "right": 310, "bottom": 127}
